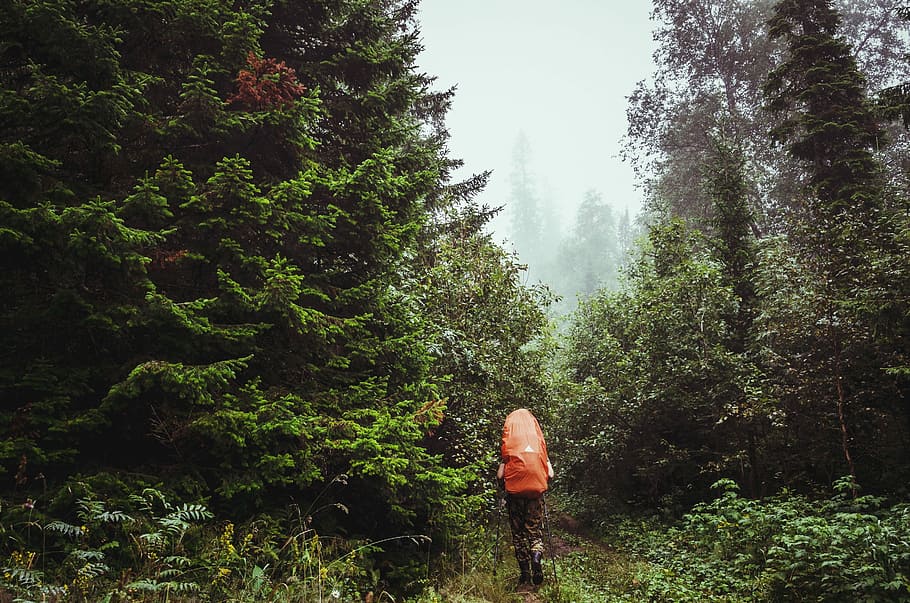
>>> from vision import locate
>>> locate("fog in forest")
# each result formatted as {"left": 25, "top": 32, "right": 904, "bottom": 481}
{"left": 417, "top": 1, "right": 657, "bottom": 313}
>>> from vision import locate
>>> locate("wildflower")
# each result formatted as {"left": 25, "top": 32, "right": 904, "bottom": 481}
{"left": 331, "top": 588, "right": 341, "bottom": 599}
{"left": 218, "top": 523, "right": 237, "bottom": 556}
{"left": 11, "top": 550, "right": 36, "bottom": 569}
{"left": 22, "top": 499, "right": 35, "bottom": 510}
{"left": 212, "top": 566, "right": 232, "bottom": 585}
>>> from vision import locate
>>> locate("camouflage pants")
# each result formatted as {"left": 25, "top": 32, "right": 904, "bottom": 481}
{"left": 507, "top": 495, "right": 545, "bottom": 564}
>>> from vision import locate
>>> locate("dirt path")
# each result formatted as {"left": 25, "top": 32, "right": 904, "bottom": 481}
{"left": 509, "top": 511, "right": 618, "bottom": 603}
{"left": 519, "top": 590, "right": 545, "bottom": 603}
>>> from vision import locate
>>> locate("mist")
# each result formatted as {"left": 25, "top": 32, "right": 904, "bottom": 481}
{"left": 416, "top": 0, "right": 658, "bottom": 310}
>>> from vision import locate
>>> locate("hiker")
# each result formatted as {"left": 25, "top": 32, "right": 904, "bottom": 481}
{"left": 497, "top": 408, "right": 554, "bottom": 587}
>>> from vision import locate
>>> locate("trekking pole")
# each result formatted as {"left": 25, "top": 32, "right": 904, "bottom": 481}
{"left": 542, "top": 492, "right": 559, "bottom": 593}
{"left": 492, "top": 488, "right": 503, "bottom": 576}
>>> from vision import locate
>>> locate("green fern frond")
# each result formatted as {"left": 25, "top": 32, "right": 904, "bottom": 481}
{"left": 2, "top": 566, "right": 43, "bottom": 588}
{"left": 171, "top": 503, "right": 213, "bottom": 524}
{"left": 162, "top": 581, "right": 200, "bottom": 593}
{"left": 128, "top": 487, "right": 171, "bottom": 514}
{"left": 158, "top": 516, "right": 190, "bottom": 536}
{"left": 70, "top": 549, "right": 105, "bottom": 562}
{"left": 77, "top": 561, "right": 110, "bottom": 578}
{"left": 98, "top": 510, "right": 134, "bottom": 524}
{"left": 126, "top": 578, "right": 162, "bottom": 592}
{"left": 45, "top": 520, "right": 83, "bottom": 538}
{"left": 156, "top": 503, "right": 212, "bottom": 536}
{"left": 161, "top": 555, "right": 192, "bottom": 567}
{"left": 138, "top": 530, "right": 166, "bottom": 551}
{"left": 77, "top": 498, "right": 106, "bottom": 521}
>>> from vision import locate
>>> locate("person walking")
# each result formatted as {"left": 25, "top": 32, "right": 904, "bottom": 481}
{"left": 496, "top": 408, "right": 554, "bottom": 587}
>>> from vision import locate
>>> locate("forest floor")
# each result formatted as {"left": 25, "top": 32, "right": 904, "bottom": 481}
{"left": 515, "top": 523, "right": 582, "bottom": 603}
{"left": 526, "top": 510, "right": 643, "bottom": 602}
{"left": 433, "top": 507, "right": 647, "bottom": 603}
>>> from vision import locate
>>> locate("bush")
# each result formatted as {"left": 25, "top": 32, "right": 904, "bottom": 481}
{"left": 1, "top": 481, "right": 434, "bottom": 602}
{"left": 633, "top": 478, "right": 910, "bottom": 602}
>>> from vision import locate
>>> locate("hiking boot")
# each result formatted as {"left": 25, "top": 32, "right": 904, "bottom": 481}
{"left": 518, "top": 560, "right": 531, "bottom": 585}
{"left": 531, "top": 551, "right": 544, "bottom": 585}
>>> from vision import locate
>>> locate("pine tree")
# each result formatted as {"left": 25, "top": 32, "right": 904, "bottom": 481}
{"left": 765, "top": 0, "right": 884, "bottom": 237}
{"left": 705, "top": 139, "right": 757, "bottom": 351}
{"left": 554, "top": 190, "right": 620, "bottom": 303}
{"left": 761, "top": 0, "right": 908, "bottom": 491}
{"left": 0, "top": 0, "right": 471, "bottom": 561}
{"left": 704, "top": 139, "right": 768, "bottom": 495}
{"left": 508, "top": 132, "right": 543, "bottom": 272}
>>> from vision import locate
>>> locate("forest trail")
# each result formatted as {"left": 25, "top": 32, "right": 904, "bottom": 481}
{"left": 504, "top": 509, "right": 626, "bottom": 603}
{"left": 516, "top": 589, "right": 544, "bottom": 603}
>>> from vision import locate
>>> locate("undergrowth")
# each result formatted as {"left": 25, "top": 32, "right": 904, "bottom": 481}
{"left": 422, "top": 480, "right": 910, "bottom": 602}
{"left": 1, "top": 479, "right": 433, "bottom": 602}
{"left": 5, "top": 479, "right": 909, "bottom": 601}
{"left": 596, "top": 477, "right": 910, "bottom": 602}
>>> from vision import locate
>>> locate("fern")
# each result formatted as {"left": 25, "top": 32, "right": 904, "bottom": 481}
{"left": 162, "top": 555, "right": 192, "bottom": 567}
{"left": 45, "top": 520, "right": 83, "bottom": 539}
{"left": 126, "top": 578, "right": 163, "bottom": 592}
{"left": 138, "top": 530, "right": 167, "bottom": 551}
{"left": 133, "top": 487, "right": 171, "bottom": 514}
{"left": 158, "top": 516, "right": 190, "bottom": 537}
{"left": 158, "top": 504, "right": 213, "bottom": 537}
{"left": 98, "top": 510, "right": 134, "bottom": 524}
{"left": 172, "top": 503, "right": 213, "bottom": 523}
{"left": 77, "top": 497, "right": 106, "bottom": 522}
{"left": 70, "top": 549, "right": 105, "bottom": 562}
{"left": 125, "top": 578, "right": 200, "bottom": 593}
{"left": 163, "top": 580, "right": 201, "bottom": 593}
{"left": 99, "top": 540, "right": 121, "bottom": 553}
{"left": 76, "top": 561, "right": 110, "bottom": 578}
{"left": 2, "top": 566, "right": 43, "bottom": 588}
{"left": 3, "top": 582, "right": 67, "bottom": 603}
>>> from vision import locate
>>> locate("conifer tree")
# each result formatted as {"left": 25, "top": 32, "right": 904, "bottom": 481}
{"left": 704, "top": 140, "right": 768, "bottom": 495}
{"left": 0, "top": 0, "right": 474, "bottom": 563}
{"left": 553, "top": 190, "right": 620, "bottom": 303}
{"left": 765, "top": 0, "right": 884, "bottom": 241}
{"left": 508, "top": 132, "right": 544, "bottom": 272}
{"left": 705, "top": 140, "right": 757, "bottom": 351}
{"left": 761, "top": 0, "right": 909, "bottom": 491}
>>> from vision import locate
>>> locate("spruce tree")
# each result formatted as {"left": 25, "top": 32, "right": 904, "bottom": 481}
{"left": 761, "top": 0, "right": 908, "bottom": 491}
{"left": 764, "top": 0, "right": 884, "bottom": 238}
{"left": 1, "top": 0, "right": 470, "bottom": 559}
{"left": 705, "top": 139, "right": 757, "bottom": 351}
{"left": 508, "top": 132, "right": 543, "bottom": 272}
{"left": 553, "top": 190, "right": 620, "bottom": 303}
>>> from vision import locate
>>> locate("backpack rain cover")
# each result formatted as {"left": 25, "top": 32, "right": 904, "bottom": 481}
{"left": 501, "top": 408, "right": 549, "bottom": 497}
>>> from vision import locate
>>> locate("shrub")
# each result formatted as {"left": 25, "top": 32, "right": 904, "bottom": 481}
{"left": 635, "top": 478, "right": 910, "bottom": 602}
{"left": 1, "top": 482, "right": 431, "bottom": 601}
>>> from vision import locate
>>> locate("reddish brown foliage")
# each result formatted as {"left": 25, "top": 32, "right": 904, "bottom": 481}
{"left": 151, "top": 248, "right": 188, "bottom": 269}
{"left": 228, "top": 52, "right": 306, "bottom": 111}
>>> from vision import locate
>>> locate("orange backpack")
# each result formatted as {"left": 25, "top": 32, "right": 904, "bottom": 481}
{"left": 501, "top": 409, "right": 550, "bottom": 497}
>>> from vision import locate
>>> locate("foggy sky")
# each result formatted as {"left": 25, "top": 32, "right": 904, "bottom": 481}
{"left": 416, "top": 1, "right": 657, "bottom": 239}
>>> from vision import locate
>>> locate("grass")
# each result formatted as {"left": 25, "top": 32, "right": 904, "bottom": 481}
{"left": 414, "top": 519, "right": 653, "bottom": 603}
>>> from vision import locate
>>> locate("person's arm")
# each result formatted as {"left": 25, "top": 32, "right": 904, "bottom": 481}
{"left": 547, "top": 460, "right": 554, "bottom": 479}
{"left": 496, "top": 462, "right": 506, "bottom": 490}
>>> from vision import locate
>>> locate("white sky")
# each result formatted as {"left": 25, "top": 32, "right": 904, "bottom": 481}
{"left": 416, "top": 0, "right": 658, "bottom": 240}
